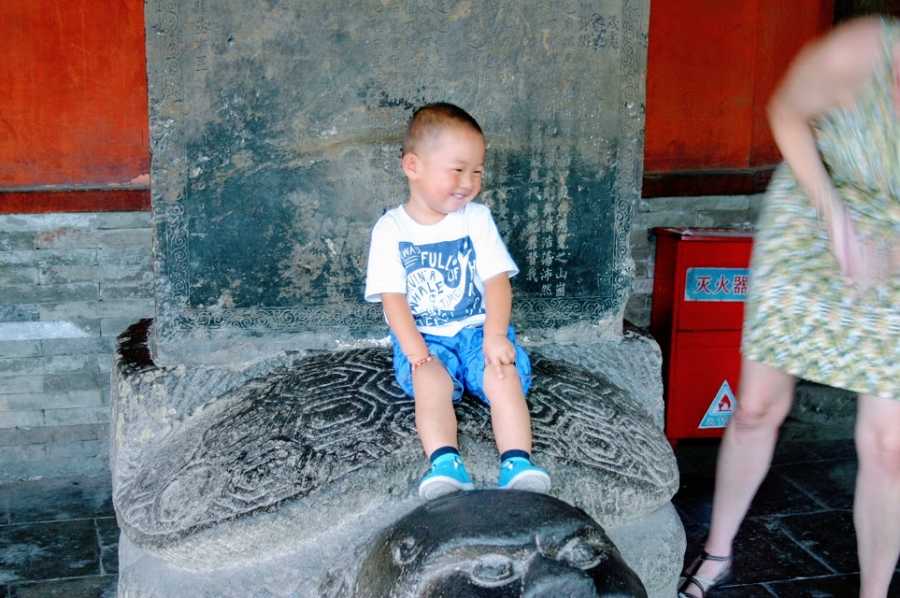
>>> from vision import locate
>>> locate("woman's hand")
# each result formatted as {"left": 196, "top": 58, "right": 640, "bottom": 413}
{"left": 826, "top": 196, "right": 892, "bottom": 289}
{"left": 483, "top": 333, "right": 516, "bottom": 379}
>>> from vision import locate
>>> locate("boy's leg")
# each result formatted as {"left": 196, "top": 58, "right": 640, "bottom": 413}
{"left": 392, "top": 335, "right": 461, "bottom": 456}
{"left": 412, "top": 358, "right": 458, "bottom": 456}
{"left": 462, "top": 327, "right": 549, "bottom": 492}
{"left": 463, "top": 326, "right": 534, "bottom": 453}
{"left": 484, "top": 362, "right": 532, "bottom": 454}
{"left": 392, "top": 336, "right": 474, "bottom": 499}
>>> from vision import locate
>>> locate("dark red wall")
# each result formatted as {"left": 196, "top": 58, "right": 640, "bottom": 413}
{"left": 0, "top": 0, "right": 149, "bottom": 212}
{"left": 643, "top": 0, "right": 835, "bottom": 195}
{"left": 0, "top": 1, "right": 844, "bottom": 211}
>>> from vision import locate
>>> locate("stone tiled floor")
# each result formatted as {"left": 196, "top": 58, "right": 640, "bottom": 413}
{"left": 1, "top": 440, "right": 898, "bottom": 597}
{"left": 675, "top": 438, "right": 900, "bottom": 597}
{"left": 0, "top": 475, "right": 116, "bottom": 597}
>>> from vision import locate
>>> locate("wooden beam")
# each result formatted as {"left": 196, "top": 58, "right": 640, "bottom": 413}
{"left": 0, "top": 188, "right": 150, "bottom": 214}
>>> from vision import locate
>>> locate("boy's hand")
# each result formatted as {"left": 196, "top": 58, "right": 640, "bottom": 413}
{"left": 483, "top": 333, "right": 515, "bottom": 379}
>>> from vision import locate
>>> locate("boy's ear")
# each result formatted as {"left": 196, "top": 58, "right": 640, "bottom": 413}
{"left": 401, "top": 152, "right": 419, "bottom": 180}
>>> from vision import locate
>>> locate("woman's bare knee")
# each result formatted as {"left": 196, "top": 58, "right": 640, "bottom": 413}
{"left": 856, "top": 396, "right": 900, "bottom": 475}
{"left": 731, "top": 359, "right": 795, "bottom": 430}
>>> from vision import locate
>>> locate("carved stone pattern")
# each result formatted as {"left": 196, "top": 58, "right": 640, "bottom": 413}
{"left": 162, "top": 296, "right": 613, "bottom": 332}
{"left": 146, "top": 0, "right": 191, "bottom": 307}
{"left": 114, "top": 348, "right": 674, "bottom": 547}
{"left": 613, "top": 0, "right": 648, "bottom": 289}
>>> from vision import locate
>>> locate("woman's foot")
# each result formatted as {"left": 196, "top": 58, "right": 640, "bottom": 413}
{"left": 678, "top": 550, "right": 733, "bottom": 597}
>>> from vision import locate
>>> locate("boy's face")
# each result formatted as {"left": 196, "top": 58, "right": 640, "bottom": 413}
{"left": 403, "top": 125, "right": 485, "bottom": 223}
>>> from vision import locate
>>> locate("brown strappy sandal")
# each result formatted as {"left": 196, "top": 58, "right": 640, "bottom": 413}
{"left": 677, "top": 550, "right": 733, "bottom": 598}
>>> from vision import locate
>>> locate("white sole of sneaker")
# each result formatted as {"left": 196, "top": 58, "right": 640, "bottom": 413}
{"left": 501, "top": 470, "right": 551, "bottom": 493}
{"left": 418, "top": 476, "right": 474, "bottom": 500}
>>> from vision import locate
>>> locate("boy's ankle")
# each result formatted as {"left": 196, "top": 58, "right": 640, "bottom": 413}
{"left": 429, "top": 445, "right": 460, "bottom": 464}
{"left": 498, "top": 453, "right": 551, "bottom": 494}
{"left": 419, "top": 447, "right": 473, "bottom": 500}
{"left": 499, "top": 449, "right": 530, "bottom": 463}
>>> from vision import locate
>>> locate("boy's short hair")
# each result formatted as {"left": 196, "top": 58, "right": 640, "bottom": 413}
{"left": 402, "top": 102, "right": 483, "bottom": 156}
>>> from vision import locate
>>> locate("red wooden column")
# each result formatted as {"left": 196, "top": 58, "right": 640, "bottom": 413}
{"left": 0, "top": 0, "right": 150, "bottom": 213}
{"left": 643, "top": 0, "right": 834, "bottom": 197}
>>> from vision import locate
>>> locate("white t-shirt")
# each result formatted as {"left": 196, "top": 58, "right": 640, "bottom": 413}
{"left": 364, "top": 202, "right": 519, "bottom": 337}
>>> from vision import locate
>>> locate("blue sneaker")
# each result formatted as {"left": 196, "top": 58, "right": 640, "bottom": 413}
{"left": 418, "top": 453, "right": 474, "bottom": 500}
{"left": 498, "top": 457, "right": 551, "bottom": 493}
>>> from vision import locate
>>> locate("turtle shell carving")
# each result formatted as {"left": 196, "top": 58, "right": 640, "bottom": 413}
{"left": 114, "top": 347, "right": 677, "bottom": 548}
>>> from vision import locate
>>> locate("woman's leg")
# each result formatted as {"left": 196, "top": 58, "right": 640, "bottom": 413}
{"left": 682, "top": 358, "right": 795, "bottom": 595}
{"left": 854, "top": 393, "right": 900, "bottom": 598}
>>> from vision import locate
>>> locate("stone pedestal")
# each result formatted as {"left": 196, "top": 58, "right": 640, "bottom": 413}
{"left": 112, "top": 320, "right": 682, "bottom": 597}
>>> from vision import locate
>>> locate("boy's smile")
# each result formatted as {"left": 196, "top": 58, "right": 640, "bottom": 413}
{"left": 403, "top": 125, "right": 485, "bottom": 225}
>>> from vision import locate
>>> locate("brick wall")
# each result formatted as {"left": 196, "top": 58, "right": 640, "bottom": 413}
{"left": 626, "top": 194, "right": 763, "bottom": 327}
{"left": 0, "top": 212, "right": 153, "bottom": 481}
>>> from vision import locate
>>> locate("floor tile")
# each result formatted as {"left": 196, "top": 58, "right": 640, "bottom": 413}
{"left": 778, "top": 510, "right": 858, "bottom": 574}
{"left": 0, "top": 520, "right": 99, "bottom": 583}
{"left": 776, "top": 460, "right": 857, "bottom": 510}
{"left": 707, "top": 583, "right": 774, "bottom": 597}
{"left": 672, "top": 473, "right": 715, "bottom": 526}
{"left": 1, "top": 477, "right": 113, "bottom": 524}
{"left": 9, "top": 575, "right": 116, "bottom": 598}
{"left": 674, "top": 469, "right": 821, "bottom": 526}
{"left": 770, "top": 439, "right": 856, "bottom": 466}
{"left": 674, "top": 440, "right": 721, "bottom": 476}
{"left": 728, "top": 519, "right": 832, "bottom": 585}
{"left": 767, "top": 571, "right": 900, "bottom": 597}
{"left": 679, "top": 517, "right": 711, "bottom": 566}
{"left": 746, "top": 473, "right": 824, "bottom": 518}
{"left": 95, "top": 518, "right": 119, "bottom": 575}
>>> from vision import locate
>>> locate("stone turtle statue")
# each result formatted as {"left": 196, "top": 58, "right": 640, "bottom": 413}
{"left": 112, "top": 320, "right": 682, "bottom": 597}
{"left": 354, "top": 490, "right": 647, "bottom": 597}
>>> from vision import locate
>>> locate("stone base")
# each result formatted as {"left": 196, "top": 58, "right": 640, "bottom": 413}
{"left": 117, "top": 504, "right": 683, "bottom": 598}
{"left": 112, "top": 320, "right": 683, "bottom": 596}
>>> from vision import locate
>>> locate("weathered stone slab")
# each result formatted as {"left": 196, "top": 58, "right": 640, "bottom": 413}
{"left": 145, "top": 0, "right": 649, "bottom": 364}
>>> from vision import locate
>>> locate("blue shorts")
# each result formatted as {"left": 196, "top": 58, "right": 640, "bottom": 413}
{"left": 392, "top": 325, "right": 532, "bottom": 405}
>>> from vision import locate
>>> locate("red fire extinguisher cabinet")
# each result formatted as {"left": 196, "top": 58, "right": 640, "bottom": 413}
{"left": 649, "top": 227, "right": 754, "bottom": 445}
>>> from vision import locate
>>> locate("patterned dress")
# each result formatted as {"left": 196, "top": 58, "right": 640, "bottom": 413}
{"left": 742, "top": 18, "right": 899, "bottom": 400}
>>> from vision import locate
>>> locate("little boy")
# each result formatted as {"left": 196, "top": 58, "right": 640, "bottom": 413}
{"left": 364, "top": 102, "right": 551, "bottom": 500}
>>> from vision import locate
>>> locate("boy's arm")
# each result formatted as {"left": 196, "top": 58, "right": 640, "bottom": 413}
{"left": 381, "top": 293, "right": 430, "bottom": 362}
{"left": 483, "top": 272, "right": 512, "bottom": 336}
{"left": 482, "top": 273, "right": 516, "bottom": 377}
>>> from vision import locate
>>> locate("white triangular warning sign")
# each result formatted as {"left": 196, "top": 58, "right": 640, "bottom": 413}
{"left": 698, "top": 380, "right": 737, "bottom": 429}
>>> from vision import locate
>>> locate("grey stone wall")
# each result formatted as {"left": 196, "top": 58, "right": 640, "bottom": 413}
{"left": 0, "top": 212, "right": 153, "bottom": 481}
{"left": 625, "top": 194, "right": 762, "bottom": 326}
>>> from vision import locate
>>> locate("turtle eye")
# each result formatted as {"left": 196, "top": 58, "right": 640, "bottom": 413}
{"left": 391, "top": 536, "right": 421, "bottom": 565}
{"left": 471, "top": 554, "right": 516, "bottom": 586}
{"left": 558, "top": 538, "right": 603, "bottom": 569}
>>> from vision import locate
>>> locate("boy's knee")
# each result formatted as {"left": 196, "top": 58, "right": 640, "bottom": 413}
{"left": 482, "top": 365, "right": 524, "bottom": 398}
{"left": 414, "top": 361, "right": 454, "bottom": 396}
